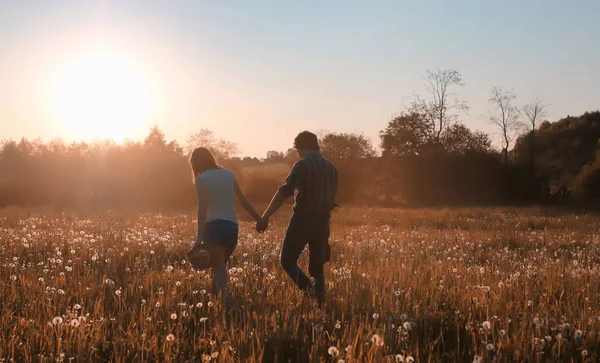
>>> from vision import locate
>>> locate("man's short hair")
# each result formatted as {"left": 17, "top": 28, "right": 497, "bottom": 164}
{"left": 294, "top": 131, "right": 320, "bottom": 151}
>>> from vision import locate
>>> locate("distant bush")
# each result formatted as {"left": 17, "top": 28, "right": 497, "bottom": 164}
{"left": 572, "top": 160, "right": 600, "bottom": 199}
{"left": 243, "top": 175, "right": 282, "bottom": 202}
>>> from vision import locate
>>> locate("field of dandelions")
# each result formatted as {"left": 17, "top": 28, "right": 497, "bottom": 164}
{"left": 1, "top": 206, "right": 600, "bottom": 362}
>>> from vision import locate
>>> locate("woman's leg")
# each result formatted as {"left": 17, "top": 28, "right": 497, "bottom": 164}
{"left": 210, "top": 244, "right": 228, "bottom": 295}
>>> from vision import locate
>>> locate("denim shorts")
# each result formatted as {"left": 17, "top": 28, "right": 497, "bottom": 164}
{"left": 203, "top": 219, "right": 239, "bottom": 250}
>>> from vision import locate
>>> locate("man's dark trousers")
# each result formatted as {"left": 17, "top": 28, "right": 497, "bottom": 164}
{"left": 280, "top": 211, "right": 330, "bottom": 303}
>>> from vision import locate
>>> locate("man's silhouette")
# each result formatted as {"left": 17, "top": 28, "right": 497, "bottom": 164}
{"left": 257, "top": 131, "right": 338, "bottom": 304}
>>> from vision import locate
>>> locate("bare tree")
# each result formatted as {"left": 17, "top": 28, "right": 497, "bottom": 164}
{"left": 410, "top": 69, "right": 469, "bottom": 146}
{"left": 523, "top": 98, "right": 547, "bottom": 172}
{"left": 488, "top": 87, "right": 522, "bottom": 165}
{"left": 186, "top": 128, "right": 239, "bottom": 160}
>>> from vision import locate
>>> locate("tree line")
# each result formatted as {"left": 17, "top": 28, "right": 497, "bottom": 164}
{"left": 1, "top": 69, "right": 599, "bottom": 209}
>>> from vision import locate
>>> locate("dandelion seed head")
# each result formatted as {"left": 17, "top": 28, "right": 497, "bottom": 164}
{"left": 370, "top": 334, "right": 384, "bottom": 347}
{"left": 328, "top": 346, "right": 339, "bottom": 357}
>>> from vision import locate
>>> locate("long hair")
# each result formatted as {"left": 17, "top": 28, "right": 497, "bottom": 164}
{"left": 190, "top": 147, "right": 220, "bottom": 182}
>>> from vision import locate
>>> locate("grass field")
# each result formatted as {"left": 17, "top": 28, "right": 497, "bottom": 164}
{"left": 1, "top": 206, "right": 600, "bottom": 362}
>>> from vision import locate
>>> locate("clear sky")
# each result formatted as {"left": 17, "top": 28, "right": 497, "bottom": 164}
{"left": 1, "top": 1, "right": 599, "bottom": 157}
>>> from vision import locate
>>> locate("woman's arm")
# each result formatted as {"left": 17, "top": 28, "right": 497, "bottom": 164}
{"left": 233, "top": 177, "right": 262, "bottom": 222}
{"left": 193, "top": 179, "right": 208, "bottom": 249}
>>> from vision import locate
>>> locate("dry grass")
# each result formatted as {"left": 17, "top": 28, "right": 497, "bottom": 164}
{"left": 1, "top": 206, "right": 600, "bottom": 362}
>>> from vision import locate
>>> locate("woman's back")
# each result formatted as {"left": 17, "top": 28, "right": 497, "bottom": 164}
{"left": 196, "top": 168, "right": 237, "bottom": 223}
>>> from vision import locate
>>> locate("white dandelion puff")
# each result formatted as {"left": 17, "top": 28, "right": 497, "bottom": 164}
{"left": 52, "top": 316, "right": 63, "bottom": 325}
{"left": 166, "top": 334, "right": 175, "bottom": 342}
{"left": 328, "top": 346, "right": 339, "bottom": 357}
{"left": 370, "top": 334, "right": 384, "bottom": 347}
{"left": 171, "top": 313, "right": 177, "bottom": 320}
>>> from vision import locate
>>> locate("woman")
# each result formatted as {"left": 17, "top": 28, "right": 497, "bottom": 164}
{"left": 186, "top": 147, "right": 262, "bottom": 301}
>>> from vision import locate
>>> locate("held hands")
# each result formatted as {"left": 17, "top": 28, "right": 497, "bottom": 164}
{"left": 256, "top": 216, "right": 269, "bottom": 233}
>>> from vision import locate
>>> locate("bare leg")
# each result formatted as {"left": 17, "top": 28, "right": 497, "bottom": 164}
{"left": 210, "top": 245, "right": 232, "bottom": 309}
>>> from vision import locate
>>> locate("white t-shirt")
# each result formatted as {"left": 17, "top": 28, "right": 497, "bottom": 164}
{"left": 196, "top": 168, "right": 237, "bottom": 224}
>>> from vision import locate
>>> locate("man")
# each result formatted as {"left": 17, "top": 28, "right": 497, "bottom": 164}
{"left": 257, "top": 131, "right": 338, "bottom": 304}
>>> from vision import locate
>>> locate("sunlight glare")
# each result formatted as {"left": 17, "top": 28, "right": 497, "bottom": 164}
{"left": 51, "top": 51, "right": 156, "bottom": 141}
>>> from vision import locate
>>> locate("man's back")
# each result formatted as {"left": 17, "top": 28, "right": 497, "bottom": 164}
{"left": 279, "top": 151, "right": 338, "bottom": 214}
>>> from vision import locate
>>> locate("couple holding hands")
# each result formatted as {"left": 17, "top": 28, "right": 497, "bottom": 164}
{"left": 186, "top": 131, "right": 338, "bottom": 306}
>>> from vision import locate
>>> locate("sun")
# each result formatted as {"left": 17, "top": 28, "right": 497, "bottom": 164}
{"left": 51, "top": 51, "right": 156, "bottom": 141}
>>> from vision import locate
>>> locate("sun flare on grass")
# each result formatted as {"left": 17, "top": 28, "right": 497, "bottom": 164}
{"left": 51, "top": 50, "right": 156, "bottom": 141}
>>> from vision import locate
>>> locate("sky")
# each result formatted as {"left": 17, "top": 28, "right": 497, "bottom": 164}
{"left": 1, "top": 0, "right": 599, "bottom": 157}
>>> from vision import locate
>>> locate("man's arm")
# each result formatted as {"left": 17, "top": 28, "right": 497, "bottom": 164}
{"left": 257, "top": 160, "right": 305, "bottom": 231}
{"left": 261, "top": 190, "right": 288, "bottom": 221}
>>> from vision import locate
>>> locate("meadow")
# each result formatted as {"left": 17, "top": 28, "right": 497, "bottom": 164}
{"left": 1, "top": 206, "right": 599, "bottom": 362}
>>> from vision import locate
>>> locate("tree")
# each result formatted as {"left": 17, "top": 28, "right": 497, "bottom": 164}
{"left": 523, "top": 98, "right": 547, "bottom": 172}
{"left": 410, "top": 69, "right": 469, "bottom": 146}
{"left": 488, "top": 87, "right": 523, "bottom": 164}
{"left": 380, "top": 112, "right": 431, "bottom": 157}
{"left": 440, "top": 123, "right": 492, "bottom": 155}
{"left": 265, "top": 150, "right": 285, "bottom": 163}
{"left": 143, "top": 125, "right": 168, "bottom": 151}
{"left": 186, "top": 128, "right": 239, "bottom": 160}
{"left": 284, "top": 148, "right": 298, "bottom": 166}
{"left": 320, "top": 133, "right": 376, "bottom": 161}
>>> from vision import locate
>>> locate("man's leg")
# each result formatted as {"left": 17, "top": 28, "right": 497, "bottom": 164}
{"left": 280, "top": 216, "right": 311, "bottom": 291}
{"left": 308, "top": 216, "right": 330, "bottom": 304}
